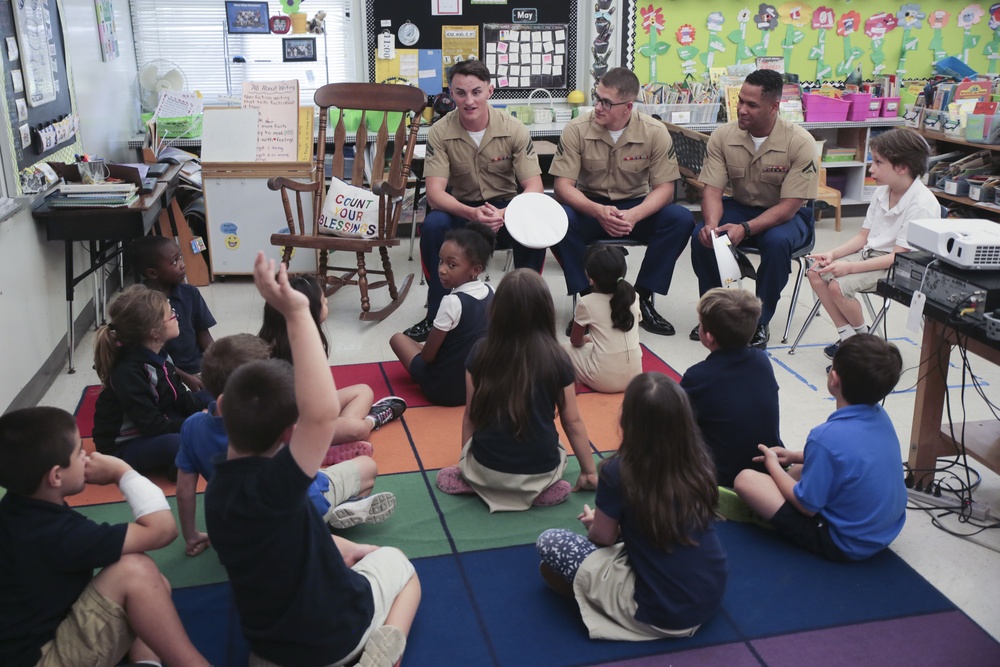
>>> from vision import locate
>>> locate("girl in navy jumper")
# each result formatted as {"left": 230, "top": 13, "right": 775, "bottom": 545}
{"left": 536, "top": 373, "right": 727, "bottom": 640}
{"left": 93, "top": 285, "right": 207, "bottom": 475}
{"left": 390, "top": 222, "right": 496, "bottom": 406}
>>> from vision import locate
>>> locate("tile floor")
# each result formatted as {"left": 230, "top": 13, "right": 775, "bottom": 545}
{"left": 40, "top": 213, "right": 1000, "bottom": 641}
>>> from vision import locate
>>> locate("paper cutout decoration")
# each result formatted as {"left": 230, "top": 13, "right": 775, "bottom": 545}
{"left": 835, "top": 10, "right": 864, "bottom": 76}
{"left": 929, "top": 10, "right": 951, "bottom": 61}
{"left": 983, "top": 4, "right": 1000, "bottom": 73}
{"left": 675, "top": 24, "right": 699, "bottom": 75}
{"left": 958, "top": 4, "right": 984, "bottom": 63}
{"left": 810, "top": 6, "right": 836, "bottom": 81}
{"left": 700, "top": 12, "right": 727, "bottom": 74}
{"left": 778, "top": 3, "right": 810, "bottom": 73}
{"left": 896, "top": 4, "right": 926, "bottom": 77}
{"left": 639, "top": 5, "right": 670, "bottom": 82}
{"left": 751, "top": 4, "right": 779, "bottom": 57}
{"left": 865, "top": 12, "right": 899, "bottom": 76}
{"left": 729, "top": 7, "right": 755, "bottom": 63}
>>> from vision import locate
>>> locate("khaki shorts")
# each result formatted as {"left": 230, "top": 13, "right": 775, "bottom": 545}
{"left": 36, "top": 581, "right": 133, "bottom": 667}
{"left": 319, "top": 460, "right": 362, "bottom": 523}
{"left": 248, "top": 547, "right": 416, "bottom": 667}
{"left": 820, "top": 249, "right": 888, "bottom": 299}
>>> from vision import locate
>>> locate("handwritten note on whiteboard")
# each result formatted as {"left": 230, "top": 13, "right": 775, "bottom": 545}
{"left": 241, "top": 80, "right": 299, "bottom": 162}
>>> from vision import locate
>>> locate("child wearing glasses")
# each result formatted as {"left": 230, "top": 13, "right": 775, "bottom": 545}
{"left": 130, "top": 236, "right": 216, "bottom": 398}
{"left": 93, "top": 285, "right": 208, "bottom": 478}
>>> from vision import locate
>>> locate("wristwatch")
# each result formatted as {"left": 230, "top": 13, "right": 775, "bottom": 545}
{"left": 740, "top": 221, "right": 752, "bottom": 238}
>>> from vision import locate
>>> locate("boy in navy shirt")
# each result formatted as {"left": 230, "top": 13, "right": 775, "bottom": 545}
{"left": 734, "top": 334, "right": 907, "bottom": 561}
{"left": 132, "top": 235, "right": 216, "bottom": 394}
{"left": 205, "top": 253, "right": 420, "bottom": 667}
{"left": 0, "top": 407, "right": 208, "bottom": 667}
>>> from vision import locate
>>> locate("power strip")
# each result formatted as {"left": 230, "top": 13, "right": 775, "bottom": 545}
{"left": 906, "top": 488, "right": 993, "bottom": 522}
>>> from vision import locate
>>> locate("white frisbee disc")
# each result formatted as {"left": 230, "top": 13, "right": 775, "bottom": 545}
{"left": 504, "top": 192, "right": 569, "bottom": 249}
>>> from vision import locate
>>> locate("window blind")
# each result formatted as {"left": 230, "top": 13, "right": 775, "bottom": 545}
{"left": 129, "top": 1, "right": 357, "bottom": 106}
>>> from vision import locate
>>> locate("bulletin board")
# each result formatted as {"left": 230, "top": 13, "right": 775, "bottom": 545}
{"left": 620, "top": 1, "right": 1000, "bottom": 87}
{"left": 483, "top": 24, "right": 569, "bottom": 90}
{"left": 365, "top": 0, "right": 579, "bottom": 99}
{"left": 0, "top": 0, "right": 76, "bottom": 172}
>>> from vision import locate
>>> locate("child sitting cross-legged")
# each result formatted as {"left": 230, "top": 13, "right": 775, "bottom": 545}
{"left": 536, "top": 373, "right": 727, "bottom": 641}
{"left": 680, "top": 288, "right": 782, "bottom": 488}
{"left": 258, "top": 274, "right": 406, "bottom": 443}
{"left": 131, "top": 235, "right": 216, "bottom": 395}
{"left": 205, "top": 252, "right": 420, "bottom": 667}
{"left": 734, "top": 334, "right": 908, "bottom": 561}
{"left": 0, "top": 407, "right": 210, "bottom": 667}
{"left": 807, "top": 127, "right": 940, "bottom": 360}
{"left": 176, "top": 334, "right": 395, "bottom": 558}
{"left": 390, "top": 222, "right": 496, "bottom": 407}
{"left": 436, "top": 268, "right": 599, "bottom": 511}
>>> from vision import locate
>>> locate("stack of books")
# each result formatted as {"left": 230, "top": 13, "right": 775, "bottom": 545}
{"left": 47, "top": 183, "right": 140, "bottom": 208}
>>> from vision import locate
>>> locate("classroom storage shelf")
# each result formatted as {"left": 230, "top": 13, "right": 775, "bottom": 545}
{"left": 919, "top": 128, "right": 1000, "bottom": 222}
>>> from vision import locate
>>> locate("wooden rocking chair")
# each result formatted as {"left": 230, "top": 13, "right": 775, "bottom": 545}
{"left": 269, "top": 83, "right": 427, "bottom": 321}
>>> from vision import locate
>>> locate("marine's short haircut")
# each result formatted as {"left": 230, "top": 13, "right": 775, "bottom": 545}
{"left": 448, "top": 59, "right": 492, "bottom": 85}
{"left": 599, "top": 67, "right": 640, "bottom": 103}
{"left": 744, "top": 69, "right": 784, "bottom": 101}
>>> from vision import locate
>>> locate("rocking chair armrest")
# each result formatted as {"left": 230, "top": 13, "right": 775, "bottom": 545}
{"left": 373, "top": 180, "right": 405, "bottom": 199}
{"left": 267, "top": 176, "right": 323, "bottom": 194}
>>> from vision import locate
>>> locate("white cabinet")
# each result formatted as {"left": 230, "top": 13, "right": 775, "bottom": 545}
{"left": 806, "top": 120, "right": 906, "bottom": 205}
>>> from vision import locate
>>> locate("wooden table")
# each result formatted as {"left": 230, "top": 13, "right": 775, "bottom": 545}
{"left": 33, "top": 182, "right": 167, "bottom": 373}
{"left": 878, "top": 280, "right": 1000, "bottom": 486}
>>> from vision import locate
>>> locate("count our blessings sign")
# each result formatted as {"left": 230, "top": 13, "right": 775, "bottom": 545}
{"left": 318, "top": 178, "right": 379, "bottom": 239}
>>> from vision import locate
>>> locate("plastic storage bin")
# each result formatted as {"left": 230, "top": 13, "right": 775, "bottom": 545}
{"left": 802, "top": 94, "right": 850, "bottom": 122}
{"left": 943, "top": 178, "right": 970, "bottom": 196}
{"left": 867, "top": 97, "right": 883, "bottom": 118}
{"left": 941, "top": 112, "right": 964, "bottom": 137}
{"left": 843, "top": 93, "right": 872, "bottom": 121}
{"left": 635, "top": 103, "right": 721, "bottom": 124}
{"left": 965, "top": 113, "right": 1000, "bottom": 144}
{"left": 902, "top": 104, "right": 923, "bottom": 127}
{"left": 881, "top": 97, "right": 901, "bottom": 117}
{"left": 922, "top": 108, "right": 945, "bottom": 132}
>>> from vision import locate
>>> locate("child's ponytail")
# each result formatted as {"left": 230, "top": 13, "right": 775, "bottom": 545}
{"left": 93, "top": 285, "right": 169, "bottom": 386}
{"left": 609, "top": 275, "right": 636, "bottom": 332}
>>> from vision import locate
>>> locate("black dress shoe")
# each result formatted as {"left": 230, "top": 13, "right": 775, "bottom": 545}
{"left": 403, "top": 318, "right": 432, "bottom": 343}
{"left": 637, "top": 297, "right": 676, "bottom": 336}
{"left": 750, "top": 324, "right": 770, "bottom": 349}
{"left": 689, "top": 324, "right": 700, "bottom": 341}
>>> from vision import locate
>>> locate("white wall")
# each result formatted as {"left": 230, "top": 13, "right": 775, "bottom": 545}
{"left": 1, "top": 0, "right": 138, "bottom": 412}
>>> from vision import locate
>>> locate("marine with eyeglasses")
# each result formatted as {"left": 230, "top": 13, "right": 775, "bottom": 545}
{"left": 549, "top": 67, "right": 695, "bottom": 336}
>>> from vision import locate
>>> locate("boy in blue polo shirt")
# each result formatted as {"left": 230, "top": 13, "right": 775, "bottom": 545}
{"left": 131, "top": 235, "right": 216, "bottom": 394}
{"left": 734, "top": 334, "right": 907, "bottom": 561}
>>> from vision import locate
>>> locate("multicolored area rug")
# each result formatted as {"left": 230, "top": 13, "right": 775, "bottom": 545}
{"left": 70, "top": 346, "right": 1000, "bottom": 666}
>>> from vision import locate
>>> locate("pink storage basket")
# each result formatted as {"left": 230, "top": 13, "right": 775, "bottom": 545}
{"left": 843, "top": 93, "right": 873, "bottom": 121}
{"left": 880, "top": 97, "right": 901, "bottom": 117}
{"left": 802, "top": 94, "right": 851, "bottom": 122}
{"left": 867, "top": 97, "right": 883, "bottom": 118}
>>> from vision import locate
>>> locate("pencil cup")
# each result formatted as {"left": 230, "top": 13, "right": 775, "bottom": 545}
{"left": 79, "top": 160, "right": 109, "bottom": 185}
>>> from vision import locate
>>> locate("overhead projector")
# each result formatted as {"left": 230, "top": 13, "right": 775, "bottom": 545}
{"left": 906, "top": 218, "right": 1000, "bottom": 270}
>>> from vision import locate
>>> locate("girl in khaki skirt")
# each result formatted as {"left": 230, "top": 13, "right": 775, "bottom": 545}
{"left": 536, "top": 373, "right": 727, "bottom": 640}
{"left": 435, "top": 269, "right": 598, "bottom": 511}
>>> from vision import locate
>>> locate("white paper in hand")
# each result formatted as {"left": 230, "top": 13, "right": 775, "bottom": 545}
{"left": 504, "top": 193, "right": 568, "bottom": 249}
{"left": 712, "top": 231, "right": 743, "bottom": 289}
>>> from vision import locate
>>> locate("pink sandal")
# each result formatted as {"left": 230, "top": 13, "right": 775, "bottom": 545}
{"left": 533, "top": 480, "right": 571, "bottom": 507}
{"left": 323, "top": 440, "right": 373, "bottom": 467}
{"left": 436, "top": 466, "right": 475, "bottom": 495}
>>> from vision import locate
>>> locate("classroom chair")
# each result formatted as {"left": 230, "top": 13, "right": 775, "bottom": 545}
{"left": 269, "top": 83, "right": 427, "bottom": 321}
{"left": 786, "top": 290, "right": 891, "bottom": 355}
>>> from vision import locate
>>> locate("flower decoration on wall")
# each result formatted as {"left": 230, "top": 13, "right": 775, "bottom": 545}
{"left": 810, "top": 6, "right": 836, "bottom": 81}
{"left": 864, "top": 12, "right": 898, "bottom": 75}
{"left": 750, "top": 4, "right": 779, "bottom": 57}
{"left": 835, "top": 10, "right": 864, "bottom": 75}
{"left": 928, "top": 10, "right": 951, "bottom": 61}
{"left": 896, "top": 4, "right": 925, "bottom": 76}
{"left": 778, "top": 3, "right": 811, "bottom": 73}
{"left": 958, "top": 4, "right": 985, "bottom": 63}
{"left": 728, "top": 7, "right": 755, "bottom": 63}
{"left": 984, "top": 3, "right": 1000, "bottom": 72}
{"left": 700, "top": 12, "right": 726, "bottom": 72}
{"left": 638, "top": 5, "right": 670, "bottom": 82}
{"left": 675, "top": 23, "right": 700, "bottom": 75}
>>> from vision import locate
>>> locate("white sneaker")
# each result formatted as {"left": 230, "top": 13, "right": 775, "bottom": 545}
{"left": 328, "top": 492, "right": 396, "bottom": 529}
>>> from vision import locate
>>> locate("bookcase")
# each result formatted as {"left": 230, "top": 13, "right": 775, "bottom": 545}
{"left": 805, "top": 119, "right": 906, "bottom": 205}
{"left": 918, "top": 129, "right": 1000, "bottom": 221}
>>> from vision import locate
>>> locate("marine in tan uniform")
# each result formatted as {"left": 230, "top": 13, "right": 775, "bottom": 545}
{"left": 690, "top": 68, "right": 818, "bottom": 348}
{"left": 550, "top": 67, "right": 695, "bottom": 336}
{"left": 403, "top": 60, "right": 544, "bottom": 342}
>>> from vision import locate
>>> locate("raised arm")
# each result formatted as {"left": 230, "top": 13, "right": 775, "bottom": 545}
{"left": 252, "top": 252, "right": 340, "bottom": 476}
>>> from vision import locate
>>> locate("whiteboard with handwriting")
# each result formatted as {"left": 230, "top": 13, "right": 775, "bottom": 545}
{"left": 241, "top": 80, "right": 299, "bottom": 162}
